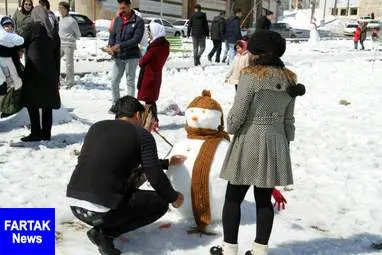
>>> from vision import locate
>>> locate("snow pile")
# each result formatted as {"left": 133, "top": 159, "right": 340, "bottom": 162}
{"left": 0, "top": 107, "right": 72, "bottom": 133}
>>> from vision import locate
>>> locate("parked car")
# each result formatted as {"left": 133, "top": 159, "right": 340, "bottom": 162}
{"left": 70, "top": 13, "right": 96, "bottom": 37}
{"left": 271, "top": 23, "right": 297, "bottom": 38}
{"left": 173, "top": 19, "right": 189, "bottom": 37}
{"left": 144, "top": 17, "right": 182, "bottom": 37}
{"left": 56, "top": 12, "right": 96, "bottom": 37}
{"left": 367, "top": 20, "right": 381, "bottom": 29}
{"left": 344, "top": 23, "right": 358, "bottom": 36}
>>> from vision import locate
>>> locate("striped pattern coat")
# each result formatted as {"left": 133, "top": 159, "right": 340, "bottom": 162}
{"left": 220, "top": 65, "right": 297, "bottom": 188}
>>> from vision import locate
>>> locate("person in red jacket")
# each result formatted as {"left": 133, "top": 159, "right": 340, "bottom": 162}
{"left": 353, "top": 25, "right": 361, "bottom": 50}
{"left": 137, "top": 22, "right": 170, "bottom": 130}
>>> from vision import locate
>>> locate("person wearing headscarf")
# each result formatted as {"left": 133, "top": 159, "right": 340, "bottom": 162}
{"left": 210, "top": 30, "right": 305, "bottom": 255}
{"left": 13, "top": 0, "right": 34, "bottom": 37}
{"left": 137, "top": 22, "right": 169, "bottom": 131}
{"left": 21, "top": 5, "right": 61, "bottom": 142}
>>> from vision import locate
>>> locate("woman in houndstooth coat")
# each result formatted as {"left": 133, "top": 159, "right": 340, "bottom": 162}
{"left": 211, "top": 30, "right": 305, "bottom": 255}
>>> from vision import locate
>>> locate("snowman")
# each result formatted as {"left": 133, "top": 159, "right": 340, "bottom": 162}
{"left": 166, "top": 90, "right": 230, "bottom": 233}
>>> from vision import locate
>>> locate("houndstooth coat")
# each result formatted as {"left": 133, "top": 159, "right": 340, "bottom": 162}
{"left": 220, "top": 65, "right": 296, "bottom": 188}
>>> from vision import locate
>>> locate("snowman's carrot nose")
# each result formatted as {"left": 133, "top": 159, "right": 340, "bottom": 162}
{"left": 192, "top": 116, "right": 198, "bottom": 121}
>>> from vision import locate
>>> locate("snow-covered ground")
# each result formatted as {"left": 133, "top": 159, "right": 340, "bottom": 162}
{"left": 1, "top": 38, "right": 382, "bottom": 255}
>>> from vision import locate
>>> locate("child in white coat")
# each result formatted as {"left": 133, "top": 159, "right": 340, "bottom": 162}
{"left": 225, "top": 40, "right": 250, "bottom": 91}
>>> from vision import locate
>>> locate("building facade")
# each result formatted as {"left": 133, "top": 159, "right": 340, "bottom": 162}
{"left": 359, "top": 0, "right": 382, "bottom": 18}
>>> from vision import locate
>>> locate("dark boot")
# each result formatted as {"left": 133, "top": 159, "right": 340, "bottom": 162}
{"left": 21, "top": 133, "right": 42, "bottom": 142}
{"left": 87, "top": 228, "right": 121, "bottom": 255}
{"left": 222, "top": 56, "right": 227, "bottom": 63}
{"left": 210, "top": 246, "right": 223, "bottom": 255}
{"left": 208, "top": 55, "right": 212, "bottom": 62}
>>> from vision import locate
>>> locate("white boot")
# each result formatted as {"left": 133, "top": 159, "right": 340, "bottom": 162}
{"left": 251, "top": 242, "right": 268, "bottom": 255}
{"left": 222, "top": 242, "right": 238, "bottom": 255}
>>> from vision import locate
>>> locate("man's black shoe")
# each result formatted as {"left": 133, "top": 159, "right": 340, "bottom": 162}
{"left": 87, "top": 228, "right": 121, "bottom": 255}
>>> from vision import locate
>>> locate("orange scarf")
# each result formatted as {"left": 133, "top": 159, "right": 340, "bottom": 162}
{"left": 185, "top": 125, "right": 230, "bottom": 231}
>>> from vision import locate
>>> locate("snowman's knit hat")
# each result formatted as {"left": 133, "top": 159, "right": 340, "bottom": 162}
{"left": 188, "top": 90, "right": 222, "bottom": 112}
{"left": 187, "top": 90, "right": 224, "bottom": 131}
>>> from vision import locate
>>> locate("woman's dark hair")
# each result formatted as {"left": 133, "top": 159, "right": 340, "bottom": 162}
{"left": 59, "top": 1, "right": 70, "bottom": 12}
{"left": 21, "top": 0, "right": 34, "bottom": 14}
{"left": 117, "top": 0, "right": 131, "bottom": 5}
{"left": 110, "top": 96, "right": 145, "bottom": 119}
{"left": 39, "top": 0, "right": 50, "bottom": 10}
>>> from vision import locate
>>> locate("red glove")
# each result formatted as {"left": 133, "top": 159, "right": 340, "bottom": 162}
{"left": 272, "top": 188, "right": 287, "bottom": 211}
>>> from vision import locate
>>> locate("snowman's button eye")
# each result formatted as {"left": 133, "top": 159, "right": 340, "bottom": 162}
{"left": 190, "top": 109, "right": 194, "bottom": 113}
{"left": 202, "top": 110, "right": 206, "bottom": 113}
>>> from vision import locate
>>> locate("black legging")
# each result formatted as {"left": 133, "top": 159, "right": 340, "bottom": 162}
{"left": 223, "top": 183, "right": 274, "bottom": 245}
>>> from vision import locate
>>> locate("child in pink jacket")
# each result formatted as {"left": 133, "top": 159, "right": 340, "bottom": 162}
{"left": 225, "top": 40, "right": 250, "bottom": 91}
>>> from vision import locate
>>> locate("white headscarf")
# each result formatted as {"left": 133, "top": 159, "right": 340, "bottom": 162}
{"left": 149, "top": 22, "right": 166, "bottom": 42}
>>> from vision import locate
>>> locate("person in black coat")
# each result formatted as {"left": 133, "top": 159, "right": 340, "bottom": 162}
{"left": 21, "top": 5, "right": 61, "bottom": 142}
{"left": 222, "top": 9, "right": 242, "bottom": 65}
{"left": 208, "top": 11, "right": 225, "bottom": 63}
{"left": 256, "top": 10, "right": 273, "bottom": 31}
{"left": 67, "top": 96, "right": 185, "bottom": 255}
{"left": 187, "top": 4, "right": 209, "bottom": 66}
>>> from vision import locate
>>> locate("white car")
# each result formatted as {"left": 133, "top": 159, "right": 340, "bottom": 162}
{"left": 143, "top": 17, "right": 182, "bottom": 37}
{"left": 173, "top": 19, "right": 189, "bottom": 37}
{"left": 367, "top": 20, "right": 381, "bottom": 29}
{"left": 344, "top": 23, "right": 358, "bottom": 36}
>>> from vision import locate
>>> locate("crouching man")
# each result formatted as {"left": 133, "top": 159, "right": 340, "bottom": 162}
{"left": 66, "top": 96, "right": 185, "bottom": 255}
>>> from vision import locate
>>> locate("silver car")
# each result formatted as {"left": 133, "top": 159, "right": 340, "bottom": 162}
{"left": 144, "top": 17, "right": 182, "bottom": 37}
{"left": 173, "top": 19, "right": 189, "bottom": 37}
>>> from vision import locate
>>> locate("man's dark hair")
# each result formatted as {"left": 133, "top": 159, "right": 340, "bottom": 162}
{"left": 195, "top": 4, "right": 202, "bottom": 11}
{"left": 234, "top": 8, "right": 242, "bottom": 14}
{"left": 266, "top": 10, "right": 274, "bottom": 16}
{"left": 58, "top": 1, "right": 70, "bottom": 11}
{"left": 110, "top": 96, "right": 145, "bottom": 119}
{"left": 39, "top": 0, "right": 50, "bottom": 10}
{"left": 117, "top": 0, "right": 131, "bottom": 5}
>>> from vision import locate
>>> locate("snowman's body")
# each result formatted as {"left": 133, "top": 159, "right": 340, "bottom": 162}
{"left": 308, "top": 23, "right": 320, "bottom": 46}
{"left": 166, "top": 106, "right": 230, "bottom": 222}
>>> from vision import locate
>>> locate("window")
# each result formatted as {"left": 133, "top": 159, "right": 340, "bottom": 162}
{"left": 154, "top": 19, "right": 162, "bottom": 25}
{"left": 72, "top": 15, "right": 87, "bottom": 24}
{"left": 173, "top": 20, "right": 186, "bottom": 26}
{"left": 350, "top": 8, "right": 358, "bottom": 16}
{"left": 162, "top": 20, "right": 173, "bottom": 27}
{"left": 340, "top": 9, "right": 347, "bottom": 16}
{"left": 331, "top": 8, "right": 338, "bottom": 15}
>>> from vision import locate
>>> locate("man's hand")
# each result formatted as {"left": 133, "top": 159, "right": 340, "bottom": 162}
{"left": 172, "top": 192, "right": 184, "bottom": 208}
{"left": 169, "top": 155, "right": 187, "bottom": 166}
{"left": 110, "top": 44, "right": 121, "bottom": 53}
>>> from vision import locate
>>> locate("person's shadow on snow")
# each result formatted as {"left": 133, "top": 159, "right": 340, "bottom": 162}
{"left": 271, "top": 233, "right": 382, "bottom": 255}
{"left": 9, "top": 133, "right": 86, "bottom": 149}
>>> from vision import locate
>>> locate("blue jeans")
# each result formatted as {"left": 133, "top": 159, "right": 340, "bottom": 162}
{"left": 111, "top": 58, "right": 139, "bottom": 103}
{"left": 227, "top": 43, "right": 236, "bottom": 65}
